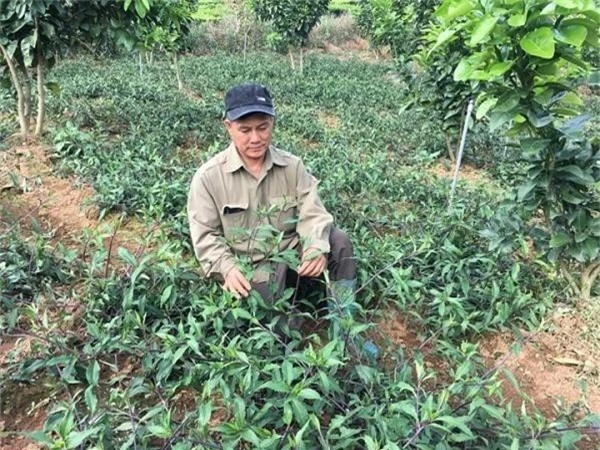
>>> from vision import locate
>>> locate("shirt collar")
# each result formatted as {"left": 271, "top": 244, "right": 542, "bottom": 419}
{"left": 224, "top": 143, "right": 288, "bottom": 174}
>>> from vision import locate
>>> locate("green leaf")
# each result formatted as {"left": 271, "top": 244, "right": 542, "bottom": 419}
{"left": 86, "top": 360, "right": 100, "bottom": 386}
{"left": 453, "top": 58, "right": 474, "bottom": 81}
{"left": 436, "top": 416, "right": 474, "bottom": 438}
{"left": 489, "top": 111, "right": 513, "bottom": 131}
{"left": 526, "top": 109, "right": 553, "bottom": 128}
{"left": 517, "top": 181, "right": 536, "bottom": 201}
{"left": 364, "top": 436, "right": 379, "bottom": 450}
{"left": 134, "top": 0, "right": 148, "bottom": 18}
{"left": 241, "top": 429, "right": 260, "bottom": 445}
{"left": 435, "top": 0, "right": 477, "bottom": 22}
{"left": 118, "top": 247, "right": 137, "bottom": 266}
{"left": 556, "top": 25, "right": 588, "bottom": 46}
{"left": 124, "top": 0, "right": 133, "bottom": 10}
{"left": 561, "top": 430, "right": 581, "bottom": 448}
{"left": 558, "top": 114, "right": 591, "bottom": 138}
{"left": 259, "top": 381, "right": 290, "bottom": 393}
{"left": 197, "top": 402, "right": 212, "bottom": 427}
{"left": 147, "top": 424, "right": 171, "bottom": 439}
{"left": 488, "top": 60, "right": 514, "bottom": 77}
{"left": 470, "top": 16, "right": 497, "bottom": 45}
{"left": 85, "top": 386, "right": 98, "bottom": 414}
{"left": 495, "top": 92, "right": 521, "bottom": 113}
{"left": 550, "top": 232, "right": 571, "bottom": 248}
{"left": 298, "top": 388, "right": 321, "bottom": 400}
{"left": 554, "top": 0, "right": 578, "bottom": 8}
{"left": 67, "top": 426, "right": 102, "bottom": 449}
{"left": 520, "top": 27, "right": 555, "bottom": 59}
{"left": 556, "top": 164, "right": 595, "bottom": 184}
{"left": 428, "top": 28, "right": 458, "bottom": 56}
{"left": 476, "top": 98, "right": 498, "bottom": 119}
{"left": 507, "top": 13, "right": 527, "bottom": 27}
{"left": 22, "top": 431, "right": 53, "bottom": 445}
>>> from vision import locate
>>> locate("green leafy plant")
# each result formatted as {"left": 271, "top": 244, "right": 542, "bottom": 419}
{"left": 252, "top": 0, "right": 331, "bottom": 71}
{"left": 429, "top": 0, "right": 600, "bottom": 301}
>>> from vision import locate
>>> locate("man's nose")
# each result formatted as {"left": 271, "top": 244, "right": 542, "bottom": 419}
{"left": 249, "top": 130, "right": 261, "bottom": 142}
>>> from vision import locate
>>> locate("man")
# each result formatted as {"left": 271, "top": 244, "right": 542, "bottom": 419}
{"left": 187, "top": 83, "right": 377, "bottom": 357}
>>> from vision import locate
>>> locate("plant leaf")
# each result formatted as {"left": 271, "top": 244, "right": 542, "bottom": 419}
{"left": 520, "top": 27, "right": 555, "bottom": 59}
{"left": 556, "top": 25, "right": 588, "bottom": 46}
{"left": 470, "top": 16, "right": 497, "bottom": 45}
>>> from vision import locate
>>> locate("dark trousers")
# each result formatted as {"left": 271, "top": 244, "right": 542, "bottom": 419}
{"left": 252, "top": 227, "right": 356, "bottom": 302}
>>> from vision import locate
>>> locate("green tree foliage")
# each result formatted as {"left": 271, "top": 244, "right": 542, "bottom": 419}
{"left": 252, "top": 0, "right": 330, "bottom": 70}
{"left": 356, "top": 0, "right": 472, "bottom": 161}
{"left": 252, "top": 0, "right": 330, "bottom": 47}
{"left": 0, "top": 0, "right": 192, "bottom": 136}
{"left": 356, "top": 0, "right": 440, "bottom": 57}
{"left": 429, "top": 0, "right": 600, "bottom": 300}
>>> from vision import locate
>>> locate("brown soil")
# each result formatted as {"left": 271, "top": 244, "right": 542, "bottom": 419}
{"left": 428, "top": 159, "right": 495, "bottom": 186}
{"left": 480, "top": 310, "right": 600, "bottom": 418}
{"left": 0, "top": 139, "right": 152, "bottom": 255}
{"left": 379, "top": 307, "right": 600, "bottom": 422}
{"left": 0, "top": 141, "right": 98, "bottom": 243}
{"left": 0, "top": 376, "right": 49, "bottom": 450}
{"left": 312, "top": 37, "right": 391, "bottom": 63}
{"left": 317, "top": 111, "right": 340, "bottom": 130}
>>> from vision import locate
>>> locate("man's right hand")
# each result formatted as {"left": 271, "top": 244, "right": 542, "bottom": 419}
{"left": 223, "top": 266, "right": 252, "bottom": 298}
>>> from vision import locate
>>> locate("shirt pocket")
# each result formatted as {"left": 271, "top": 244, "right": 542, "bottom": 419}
{"left": 221, "top": 202, "right": 249, "bottom": 241}
{"left": 269, "top": 195, "right": 298, "bottom": 233}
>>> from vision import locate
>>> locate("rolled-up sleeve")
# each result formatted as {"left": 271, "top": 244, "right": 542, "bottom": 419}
{"left": 187, "top": 170, "right": 236, "bottom": 279}
{"left": 295, "top": 160, "right": 334, "bottom": 253}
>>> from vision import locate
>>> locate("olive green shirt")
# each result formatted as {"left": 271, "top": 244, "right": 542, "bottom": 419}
{"left": 187, "top": 143, "right": 333, "bottom": 281}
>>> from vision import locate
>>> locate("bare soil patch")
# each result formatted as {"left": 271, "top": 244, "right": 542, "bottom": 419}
{"left": 380, "top": 306, "right": 600, "bottom": 424}
{"left": 317, "top": 111, "right": 340, "bottom": 130}
{"left": 479, "top": 308, "right": 600, "bottom": 417}
{"left": 428, "top": 159, "right": 495, "bottom": 186}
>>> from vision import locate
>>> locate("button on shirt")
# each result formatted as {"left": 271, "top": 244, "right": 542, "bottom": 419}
{"left": 187, "top": 143, "right": 334, "bottom": 281}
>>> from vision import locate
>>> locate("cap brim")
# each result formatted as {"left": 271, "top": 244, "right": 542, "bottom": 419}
{"left": 226, "top": 104, "right": 275, "bottom": 121}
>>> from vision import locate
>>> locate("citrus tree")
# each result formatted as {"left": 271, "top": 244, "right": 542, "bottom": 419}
{"left": 429, "top": 0, "right": 600, "bottom": 300}
{"left": 252, "top": 0, "right": 331, "bottom": 71}
{"left": 0, "top": 0, "right": 191, "bottom": 136}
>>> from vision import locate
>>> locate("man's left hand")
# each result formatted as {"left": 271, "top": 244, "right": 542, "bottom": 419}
{"left": 298, "top": 247, "right": 327, "bottom": 278}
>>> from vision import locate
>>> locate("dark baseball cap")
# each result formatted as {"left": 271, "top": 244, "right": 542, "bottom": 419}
{"left": 224, "top": 83, "right": 275, "bottom": 121}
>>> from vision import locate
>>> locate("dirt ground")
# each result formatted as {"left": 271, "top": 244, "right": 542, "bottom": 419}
{"left": 377, "top": 308, "right": 600, "bottom": 446}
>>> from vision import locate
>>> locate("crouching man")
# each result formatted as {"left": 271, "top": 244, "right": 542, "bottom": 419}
{"left": 187, "top": 83, "right": 377, "bottom": 358}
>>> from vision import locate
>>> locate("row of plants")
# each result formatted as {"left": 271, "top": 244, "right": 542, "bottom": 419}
{"left": 1, "top": 218, "right": 596, "bottom": 449}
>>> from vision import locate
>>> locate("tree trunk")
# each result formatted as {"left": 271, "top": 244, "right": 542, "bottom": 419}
{"left": 444, "top": 132, "right": 456, "bottom": 163}
{"left": 288, "top": 49, "right": 295, "bottom": 71}
{"left": 20, "top": 64, "right": 32, "bottom": 132}
{"left": 0, "top": 44, "right": 30, "bottom": 135}
{"left": 35, "top": 53, "right": 45, "bottom": 136}
{"left": 173, "top": 54, "right": 183, "bottom": 92}
{"left": 299, "top": 47, "right": 304, "bottom": 74}
{"left": 580, "top": 261, "right": 600, "bottom": 302}
{"left": 138, "top": 53, "right": 144, "bottom": 76}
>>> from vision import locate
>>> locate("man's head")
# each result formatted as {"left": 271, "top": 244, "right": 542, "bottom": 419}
{"left": 224, "top": 83, "right": 275, "bottom": 163}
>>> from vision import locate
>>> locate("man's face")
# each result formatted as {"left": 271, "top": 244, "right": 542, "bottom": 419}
{"left": 225, "top": 114, "right": 274, "bottom": 163}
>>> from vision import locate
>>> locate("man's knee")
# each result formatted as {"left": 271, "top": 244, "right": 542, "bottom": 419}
{"left": 330, "top": 227, "right": 353, "bottom": 255}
